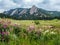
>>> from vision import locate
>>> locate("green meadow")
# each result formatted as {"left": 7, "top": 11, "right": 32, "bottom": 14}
{"left": 0, "top": 18, "right": 60, "bottom": 45}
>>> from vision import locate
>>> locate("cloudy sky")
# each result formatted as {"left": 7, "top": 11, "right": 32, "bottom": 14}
{"left": 0, "top": 0, "right": 60, "bottom": 13}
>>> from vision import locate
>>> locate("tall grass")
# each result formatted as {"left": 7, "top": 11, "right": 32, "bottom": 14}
{"left": 0, "top": 18, "right": 60, "bottom": 45}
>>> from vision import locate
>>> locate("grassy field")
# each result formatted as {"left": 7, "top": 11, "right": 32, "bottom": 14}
{"left": 0, "top": 18, "right": 60, "bottom": 45}
{"left": 1, "top": 18, "right": 60, "bottom": 29}
{"left": 1, "top": 18, "right": 60, "bottom": 26}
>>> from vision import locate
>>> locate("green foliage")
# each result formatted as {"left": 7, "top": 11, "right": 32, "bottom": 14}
{"left": 34, "top": 20, "right": 40, "bottom": 25}
{"left": 0, "top": 19, "right": 60, "bottom": 45}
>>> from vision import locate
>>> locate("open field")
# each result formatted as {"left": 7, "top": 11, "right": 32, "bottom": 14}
{"left": 1, "top": 18, "right": 60, "bottom": 27}
{"left": 0, "top": 18, "right": 60, "bottom": 45}
{"left": 1, "top": 18, "right": 60, "bottom": 30}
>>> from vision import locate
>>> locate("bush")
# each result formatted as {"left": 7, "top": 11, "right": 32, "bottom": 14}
{"left": 34, "top": 20, "right": 40, "bottom": 25}
{"left": 0, "top": 20, "right": 11, "bottom": 42}
{"left": 0, "top": 20, "right": 20, "bottom": 42}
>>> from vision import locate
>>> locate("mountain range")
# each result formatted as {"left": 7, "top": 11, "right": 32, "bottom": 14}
{"left": 2, "top": 5, "right": 60, "bottom": 20}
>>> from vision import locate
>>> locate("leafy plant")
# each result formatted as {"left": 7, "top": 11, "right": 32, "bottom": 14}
{"left": 34, "top": 20, "right": 40, "bottom": 25}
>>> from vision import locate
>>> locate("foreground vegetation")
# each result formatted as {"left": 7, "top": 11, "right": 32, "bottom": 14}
{"left": 0, "top": 18, "right": 60, "bottom": 45}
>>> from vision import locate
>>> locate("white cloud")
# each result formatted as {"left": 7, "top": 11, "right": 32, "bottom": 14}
{"left": 48, "top": 0, "right": 60, "bottom": 6}
{"left": 0, "top": 9, "right": 4, "bottom": 13}
{"left": 24, "top": 0, "right": 43, "bottom": 3}
{"left": 24, "top": 0, "right": 43, "bottom": 5}
{"left": 0, "top": 0, "right": 60, "bottom": 13}
{"left": 1, "top": 0, "right": 21, "bottom": 9}
{"left": 24, "top": 0, "right": 32, "bottom": 3}
{"left": 22, "top": 0, "right": 44, "bottom": 8}
{"left": 36, "top": 0, "right": 60, "bottom": 11}
{"left": 48, "top": 0, "right": 60, "bottom": 11}
{"left": 0, "top": 0, "right": 21, "bottom": 13}
{"left": 0, "top": 0, "right": 2, "bottom": 2}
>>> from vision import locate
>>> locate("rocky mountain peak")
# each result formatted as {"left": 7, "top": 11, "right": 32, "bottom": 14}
{"left": 31, "top": 5, "right": 37, "bottom": 8}
{"left": 30, "top": 5, "right": 38, "bottom": 14}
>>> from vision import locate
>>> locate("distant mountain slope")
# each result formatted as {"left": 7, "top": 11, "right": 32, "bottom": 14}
{"left": 3, "top": 5, "right": 60, "bottom": 20}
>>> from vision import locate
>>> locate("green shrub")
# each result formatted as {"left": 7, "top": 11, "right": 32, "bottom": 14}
{"left": 34, "top": 20, "right": 40, "bottom": 25}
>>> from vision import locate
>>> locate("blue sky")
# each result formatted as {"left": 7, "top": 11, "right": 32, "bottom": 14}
{"left": 0, "top": 0, "right": 60, "bottom": 13}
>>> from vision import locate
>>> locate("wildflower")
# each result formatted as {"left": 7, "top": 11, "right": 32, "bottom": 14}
{"left": 1, "top": 31, "right": 10, "bottom": 35}
{"left": 3, "top": 24, "right": 8, "bottom": 28}
{"left": 10, "top": 28, "right": 13, "bottom": 31}
{"left": 5, "top": 31, "right": 10, "bottom": 35}
{"left": 13, "top": 23, "right": 18, "bottom": 27}
{"left": 7, "top": 21, "right": 11, "bottom": 24}
{"left": 27, "top": 25, "right": 35, "bottom": 32}
{"left": 1, "top": 31, "right": 5, "bottom": 35}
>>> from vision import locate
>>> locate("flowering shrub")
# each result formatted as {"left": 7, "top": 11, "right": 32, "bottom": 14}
{"left": 0, "top": 20, "right": 19, "bottom": 42}
{"left": 27, "top": 25, "right": 35, "bottom": 32}
{"left": 0, "top": 20, "right": 11, "bottom": 42}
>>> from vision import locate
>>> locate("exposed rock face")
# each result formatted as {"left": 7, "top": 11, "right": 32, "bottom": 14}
{"left": 30, "top": 5, "right": 38, "bottom": 14}
{"left": 19, "top": 9, "right": 27, "bottom": 15}
{"left": 10, "top": 9, "right": 18, "bottom": 16}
